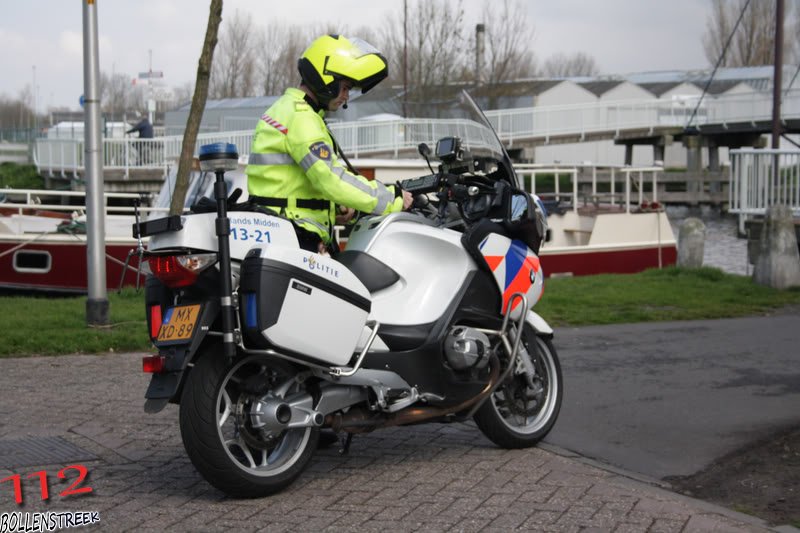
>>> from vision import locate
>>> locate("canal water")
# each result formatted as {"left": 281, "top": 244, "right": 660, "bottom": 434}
{"left": 667, "top": 206, "right": 749, "bottom": 276}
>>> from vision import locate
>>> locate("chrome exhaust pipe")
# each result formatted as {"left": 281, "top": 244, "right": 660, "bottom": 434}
{"left": 325, "top": 353, "right": 502, "bottom": 433}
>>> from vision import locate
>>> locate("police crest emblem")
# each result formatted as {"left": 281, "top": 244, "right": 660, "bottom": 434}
{"left": 309, "top": 142, "right": 332, "bottom": 161}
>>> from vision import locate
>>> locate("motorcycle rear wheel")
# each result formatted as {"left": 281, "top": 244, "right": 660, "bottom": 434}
{"left": 474, "top": 326, "right": 562, "bottom": 448}
{"left": 179, "top": 347, "right": 318, "bottom": 497}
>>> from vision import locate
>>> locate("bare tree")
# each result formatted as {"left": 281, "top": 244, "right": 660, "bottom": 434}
{"left": 255, "top": 23, "right": 308, "bottom": 96}
{"left": 170, "top": 0, "right": 223, "bottom": 216}
{"left": 171, "top": 81, "right": 195, "bottom": 108}
{"left": 541, "top": 52, "right": 599, "bottom": 78}
{"left": 209, "top": 9, "right": 257, "bottom": 99}
{"left": 381, "top": 0, "right": 467, "bottom": 91}
{"left": 478, "top": 0, "right": 537, "bottom": 84}
{"left": 100, "top": 71, "right": 143, "bottom": 120}
{"left": 0, "top": 92, "right": 35, "bottom": 130}
{"left": 736, "top": 0, "right": 777, "bottom": 66}
{"left": 703, "top": 0, "right": 799, "bottom": 67}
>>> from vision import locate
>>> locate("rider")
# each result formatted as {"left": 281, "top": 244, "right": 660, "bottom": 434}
{"left": 245, "top": 34, "right": 413, "bottom": 254}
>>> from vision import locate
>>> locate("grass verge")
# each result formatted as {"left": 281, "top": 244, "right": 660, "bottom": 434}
{"left": 1, "top": 267, "right": 799, "bottom": 357}
{"left": 536, "top": 266, "right": 800, "bottom": 326}
{"left": 0, "top": 162, "right": 44, "bottom": 189}
{"left": 0, "top": 288, "right": 151, "bottom": 357}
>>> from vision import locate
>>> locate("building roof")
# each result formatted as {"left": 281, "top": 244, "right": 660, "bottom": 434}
{"left": 174, "top": 95, "right": 279, "bottom": 112}
{"left": 636, "top": 82, "right": 686, "bottom": 97}
{"left": 693, "top": 79, "right": 750, "bottom": 95}
{"left": 576, "top": 80, "right": 625, "bottom": 96}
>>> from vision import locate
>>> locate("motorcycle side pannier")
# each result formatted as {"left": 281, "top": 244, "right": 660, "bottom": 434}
{"left": 239, "top": 247, "right": 371, "bottom": 366}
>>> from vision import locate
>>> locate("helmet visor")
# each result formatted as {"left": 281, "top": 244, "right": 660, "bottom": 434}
{"left": 325, "top": 36, "right": 387, "bottom": 94}
{"left": 346, "top": 37, "right": 380, "bottom": 58}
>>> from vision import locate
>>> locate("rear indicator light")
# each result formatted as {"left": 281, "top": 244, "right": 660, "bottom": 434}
{"left": 142, "top": 355, "right": 166, "bottom": 373}
{"left": 149, "top": 305, "right": 162, "bottom": 339}
{"left": 145, "top": 253, "right": 216, "bottom": 288}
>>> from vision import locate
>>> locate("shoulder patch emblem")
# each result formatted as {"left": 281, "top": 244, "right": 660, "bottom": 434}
{"left": 309, "top": 141, "right": 332, "bottom": 161}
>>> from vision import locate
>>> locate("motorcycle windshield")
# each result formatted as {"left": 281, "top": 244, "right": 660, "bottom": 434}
{"left": 406, "top": 90, "right": 519, "bottom": 188}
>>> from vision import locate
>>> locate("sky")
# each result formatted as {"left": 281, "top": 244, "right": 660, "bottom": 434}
{"left": 0, "top": 0, "right": 713, "bottom": 111}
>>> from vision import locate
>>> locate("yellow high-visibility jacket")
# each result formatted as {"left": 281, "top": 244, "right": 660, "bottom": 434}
{"left": 246, "top": 87, "right": 403, "bottom": 242}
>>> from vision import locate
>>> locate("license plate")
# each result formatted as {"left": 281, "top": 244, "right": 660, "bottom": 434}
{"left": 157, "top": 304, "right": 201, "bottom": 342}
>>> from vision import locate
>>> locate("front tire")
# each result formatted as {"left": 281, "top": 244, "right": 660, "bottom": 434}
{"left": 474, "top": 326, "right": 562, "bottom": 448}
{"left": 179, "top": 347, "right": 318, "bottom": 497}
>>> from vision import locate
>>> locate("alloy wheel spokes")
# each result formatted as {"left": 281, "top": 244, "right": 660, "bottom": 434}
{"left": 237, "top": 438, "right": 258, "bottom": 468}
{"left": 218, "top": 388, "right": 233, "bottom": 428}
{"left": 215, "top": 355, "right": 313, "bottom": 477}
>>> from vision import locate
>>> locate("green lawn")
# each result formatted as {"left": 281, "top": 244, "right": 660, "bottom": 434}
{"left": 536, "top": 266, "right": 800, "bottom": 326}
{"left": 1, "top": 267, "right": 798, "bottom": 357}
{"left": 0, "top": 288, "right": 151, "bottom": 357}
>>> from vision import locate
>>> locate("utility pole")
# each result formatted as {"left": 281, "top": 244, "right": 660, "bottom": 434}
{"left": 771, "top": 0, "right": 784, "bottom": 149}
{"left": 83, "top": 0, "right": 109, "bottom": 326}
{"left": 148, "top": 49, "right": 154, "bottom": 124}
{"left": 32, "top": 65, "right": 37, "bottom": 139}
{"left": 403, "top": 0, "right": 408, "bottom": 118}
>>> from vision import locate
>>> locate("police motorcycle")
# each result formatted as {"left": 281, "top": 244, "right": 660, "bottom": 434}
{"left": 136, "top": 91, "right": 561, "bottom": 497}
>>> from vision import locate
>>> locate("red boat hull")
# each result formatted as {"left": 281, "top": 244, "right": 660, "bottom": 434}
{"left": 540, "top": 244, "right": 678, "bottom": 277}
{"left": 0, "top": 239, "right": 144, "bottom": 293}
{"left": 1, "top": 239, "right": 677, "bottom": 292}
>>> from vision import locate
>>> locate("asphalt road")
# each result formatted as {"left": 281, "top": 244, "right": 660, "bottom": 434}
{"left": 543, "top": 308, "right": 800, "bottom": 480}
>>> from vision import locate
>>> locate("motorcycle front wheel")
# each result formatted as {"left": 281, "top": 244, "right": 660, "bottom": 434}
{"left": 179, "top": 346, "right": 318, "bottom": 497}
{"left": 474, "top": 325, "right": 562, "bottom": 448}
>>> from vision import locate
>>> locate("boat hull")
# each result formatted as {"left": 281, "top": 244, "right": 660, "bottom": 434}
{"left": 540, "top": 243, "right": 677, "bottom": 277}
{"left": 539, "top": 210, "right": 678, "bottom": 276}
{"left": 0, "top": 236, "right": 143, "bottom": 293}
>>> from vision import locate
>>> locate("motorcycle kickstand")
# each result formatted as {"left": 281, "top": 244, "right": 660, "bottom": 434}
{"left": 338, "top": 432, "right": 354, "bottom": 455}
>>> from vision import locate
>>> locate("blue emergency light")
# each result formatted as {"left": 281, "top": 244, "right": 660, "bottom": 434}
{"left": 199, "top": 143, "right": 239, "bottom": 172}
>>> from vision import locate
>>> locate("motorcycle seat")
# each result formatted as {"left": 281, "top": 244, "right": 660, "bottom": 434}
{"left": 335, "top": 250, "right": 400, "bottom": 293}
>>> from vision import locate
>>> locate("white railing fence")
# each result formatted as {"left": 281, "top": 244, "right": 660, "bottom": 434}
{"left": 515, "top": 164, "right": 662, "bottom": 214}
{"left": 34, "top": 88, "right": 800, "bottom": 177}
{"left": 730, "top": 148, "right": 800, "bottom": 233}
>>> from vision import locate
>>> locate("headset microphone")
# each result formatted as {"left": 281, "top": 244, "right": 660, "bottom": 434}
{"left": 342, "top": 102, "right": 348, "bottom": 109}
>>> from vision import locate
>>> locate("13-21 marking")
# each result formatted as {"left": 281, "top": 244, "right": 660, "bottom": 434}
{"left": 229, "top": 227, "right": 271, "bottom": 243}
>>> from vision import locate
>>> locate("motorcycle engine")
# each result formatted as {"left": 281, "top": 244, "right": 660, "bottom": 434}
{"left": 444, "top": 326, "right": 491, "bottom": 371}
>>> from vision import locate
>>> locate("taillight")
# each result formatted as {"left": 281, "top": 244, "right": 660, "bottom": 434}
{"left": 142, "top": 355, "right": 166, "bottom": 373}
{"left": 144, "top": 253, "right": 216, "bottom": 288}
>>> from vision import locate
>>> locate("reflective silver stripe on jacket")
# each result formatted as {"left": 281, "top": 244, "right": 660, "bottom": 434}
{"left": 248, "top": 153, "right": 295, "bottom": 166}
{"left": 300, "top": 144, "right": 395, "bottom": 214}
{"left": 296, "top": 217, "right": 330, "bottom": 234}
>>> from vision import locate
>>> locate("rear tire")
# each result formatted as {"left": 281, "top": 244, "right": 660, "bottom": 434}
{"left": 179, "top": 346, "right": 318, "bottom": 497}
{"left": 474, "top": 326, "right": 562, "bottom": 448}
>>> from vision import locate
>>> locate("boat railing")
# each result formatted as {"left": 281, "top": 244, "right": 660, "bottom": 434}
{"left": 729, "top": 148, "right": 800, "bottom": 233}
{"left": 514, "top": 163, "right": 663, "bottom": 214}
{"left": 0, "top": 188, "right": 167, "bottom": 217}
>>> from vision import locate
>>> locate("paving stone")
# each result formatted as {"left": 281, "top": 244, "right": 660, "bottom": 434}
{"left": 0, "top": 352, "right": 775, "bottom": 532}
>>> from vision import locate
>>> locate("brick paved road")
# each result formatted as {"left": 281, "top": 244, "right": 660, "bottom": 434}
{"left": 0, "top": 353, "right": 780, "bottom": 532}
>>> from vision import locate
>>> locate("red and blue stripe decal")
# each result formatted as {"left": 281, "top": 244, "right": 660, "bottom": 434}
{"left": 479, "top": 236, "right": 542, "bottom": 315}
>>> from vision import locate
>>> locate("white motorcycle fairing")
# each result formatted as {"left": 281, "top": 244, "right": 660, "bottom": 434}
{"left": 344, "top": 212, "right": 476, "bottom": 325}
